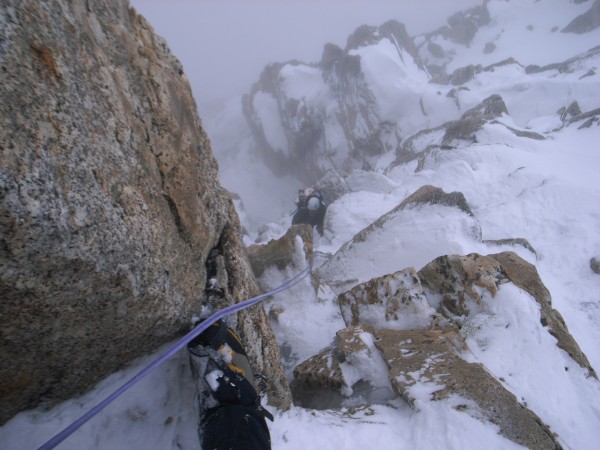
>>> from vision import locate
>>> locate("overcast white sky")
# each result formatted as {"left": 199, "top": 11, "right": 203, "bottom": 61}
{"left": 130, "top": 0, "right": 482, "bottom": 113}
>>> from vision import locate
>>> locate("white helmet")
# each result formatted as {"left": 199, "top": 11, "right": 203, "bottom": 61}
{"left": 307, "top": 196, "right": 320, "bottom": 211}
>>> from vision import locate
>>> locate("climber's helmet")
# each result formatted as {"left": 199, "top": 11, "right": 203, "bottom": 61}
{"left": 307, "top": 196, "right": 320, "bottom": 211}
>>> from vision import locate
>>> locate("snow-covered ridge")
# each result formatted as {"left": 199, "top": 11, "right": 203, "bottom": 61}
{"left": 224, "top": 1, "right": 600, "bottom": 448}
{"left": 237, "top": 0, "right": 600, "bottom": 188}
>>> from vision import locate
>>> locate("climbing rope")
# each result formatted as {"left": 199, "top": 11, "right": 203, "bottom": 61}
{"left": 37, "top": 263, "right": 312, "bottom": 450}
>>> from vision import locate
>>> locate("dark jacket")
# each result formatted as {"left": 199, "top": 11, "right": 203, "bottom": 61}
{"left": 292, "top": 193, "right": 327, "bottom": 235}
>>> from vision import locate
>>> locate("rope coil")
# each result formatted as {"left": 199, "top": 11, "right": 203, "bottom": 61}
{"left": 38, "top": 263, "right": 312, "bottom": 450}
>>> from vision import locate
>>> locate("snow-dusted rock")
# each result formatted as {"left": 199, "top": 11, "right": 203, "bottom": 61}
{"left": 294, "top": 251, "right": 589, "bottom": 449}
{"left": 418, "top": 252, "right": 598, "bottom": 379}
{"left": 443, "top": 4, "right": 491, "bottom": 46}
{"left": 400, "top": 185, "right": 475, "bottom": 217}
{"left": 291, "top": 325, "right": 395, "bottom": 409}
{"left": 482, "top": 237, "right": 537, "bottom": 256}
{"left": 246, "top": 224, "right": 313, "bottom": 277}
{"left": 242, "top": 20, "right": 431, "bottom": 182}
{"left": 416, "top": 3, "right": 490, "bottom": 78}
{"left": 450, "top": 64, "right": 483, "bottom": 86}
{"left": 562, "top": 0, "right": 600, "bottom": 34}
{"left": 439, "top": 94, "right": 510, "bottom": 147}
{"left": 344, "top": 169, "right": 397, "bottom": 194}
{"left": 568, "top": 106, "right": 600, "bottom": 129}
{"left": 374, "top": 328, "right": 561, "bottom": 450}
{"left": 558, "top": 101, "right": 583, "bottom": 121}
{"left": 338, "top": 267, "right": 437, "bottom": 330}
{"left": 388, "top": 94, "right": 510, "bottom": 170}
{"left": 525, "top": 44, "right": 600, "bottom": 75}
{"left": 317, "top": 185, "right": 481, "bottom": 293}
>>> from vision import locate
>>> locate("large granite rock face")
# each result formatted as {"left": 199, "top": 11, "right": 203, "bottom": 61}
{"left": 0, "top": 0, "right": 290, "bottom": 424}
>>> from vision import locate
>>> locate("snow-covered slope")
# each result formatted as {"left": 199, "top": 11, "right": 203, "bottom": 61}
{"left": 2, "top": 0, "right": 600, "bottom": 449}
{"left": 209, "top": 0, "right": 600, "bottom": 234}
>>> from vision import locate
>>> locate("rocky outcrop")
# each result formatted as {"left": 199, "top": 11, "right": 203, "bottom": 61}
{"left": 450, "top": 64, "right": 483, "bottom": 86}
{"left": 558, "top": 101, "right": 583, "bottom": 120}
{"left": 0, "top": 0, "right": 290, "bottom": 424}
{"left": 345, "top": 20, "right": 424, "bottom": 69}
{"left": 338, "top": 268, "right": 437, "bottom": 330}
{"left": 295, "top": 248, "right": 588, "bottom": 448}
{"left": 389, "top": 94, "right": 510, "bottom": 171}
{"left": 246, "top": 224, "right": 313, "bottom": 278}
{"left": 491, "top": 252, "right": 597, "bottom": 378}
{"left": 419, "top": 252, "right": 597, "bottom": 379}
{"left": 567, "top": 106, "right": 600, "bottom": 129}
{"left": 398, "top": 185, "right": 475, "bottom": 217}
{"left": 403, "top": 94, "right": 544, "bottom": 171}
{"left": 562, "top": 0, "right": 600, "bottom": 34}
{"left": 444, "top": 94, "right": 508, "bottom": 142}
{"left": 418, "top": 253, "right": 505, "bottom": 317}
{"left": 525, "top": 45, "right": 600, "bottom": 75}
{"left": 443, "top": 4, "right": 491, "bottom": 45}
{"left": 482, "top": 237, "right": 537, "bottom": 256}
{"left": 354, "top": 185, "right": 476, "bottom": 240}
{"left": 320, "top": 41, "right": 384, "bottom": 166}
{"left": 591, "top": 256, "right": 600, "bottom": 274}
{"left": 291, "top": 325, "right": 395, "bottom": 409}
{"left": 316, "top": 185, "right": 482, "bottom": 294}
{"left": 241, "top": 60, "right": 323, "bottom": 181}
{"left": 242, "top": 20, "right": 429, "bottom": 183}
{"left": 417, "top": 3, "right": 491, "bottom": 82}
{"left": 375, "top": 328, "right": 562, "bottom": 450}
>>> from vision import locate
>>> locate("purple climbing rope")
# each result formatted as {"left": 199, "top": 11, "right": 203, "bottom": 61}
{"left": 38, "top": 263, "right": 312, "bottom": 450}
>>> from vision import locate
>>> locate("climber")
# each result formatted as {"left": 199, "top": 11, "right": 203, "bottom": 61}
{"left": 187, "top": 318, "right": 273, "bottom": 450}
{"left": 291, "top": 187, "right": 327, "bottom": 235}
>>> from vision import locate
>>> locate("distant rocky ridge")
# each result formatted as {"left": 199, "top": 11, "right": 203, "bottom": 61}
{"left": 242, "top": 19, "right": 421, "bottom": 184}
{"left": 562, "top": 0, "right": 600, "bottom": 34}
{"left": 417, "top": 1, "right": 491, "bottom": 84}
{"left": 240, "top": 0, "right": 600, "bottom": 185}
{"left": 0, "top": 0, "right": 290, "bottom": 424}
